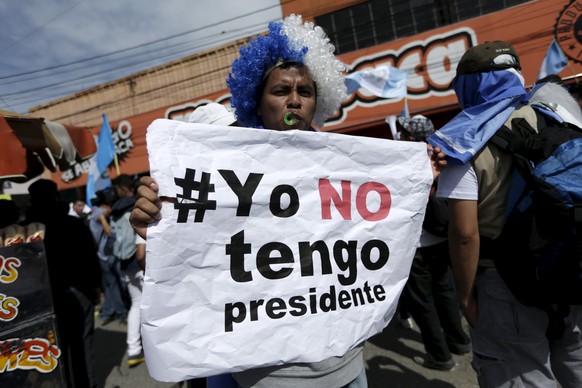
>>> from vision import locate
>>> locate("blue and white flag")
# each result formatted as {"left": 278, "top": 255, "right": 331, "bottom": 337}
{"left": 86, "top": 113, "right": 116, "bottom": 205}
{"left": 345, "top": 65, "right": 407, "bottom": 98}
{"left": 537, "top": 39, "right": 568, "bottom": 81}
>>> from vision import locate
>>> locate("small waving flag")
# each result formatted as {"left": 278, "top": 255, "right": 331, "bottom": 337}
{"left": 86, "top": 114, "right": 117, "bottom": 205}
{"left": 345, "top": 65, "right": 408, "bottom": 98}
{"left": 537, "top": 39, "right": 568, "bottom": 81}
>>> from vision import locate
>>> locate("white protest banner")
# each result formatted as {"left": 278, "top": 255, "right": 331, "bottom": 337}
{"left": 142, "top": 119, "right": 433, "bottom": 381}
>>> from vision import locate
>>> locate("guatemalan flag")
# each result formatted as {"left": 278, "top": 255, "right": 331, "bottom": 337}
{"left": 86, "top": 113, "right": 117, "bottom": 206}
{"left": 537, "top": 39, "right": 568, "bottom": 81}
{"left": 345, "top": 65, "right": 408, "bottom": 98}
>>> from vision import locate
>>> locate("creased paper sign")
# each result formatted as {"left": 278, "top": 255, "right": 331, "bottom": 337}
{"left": 142, "top": 119, "right": 432, "bottom": 381}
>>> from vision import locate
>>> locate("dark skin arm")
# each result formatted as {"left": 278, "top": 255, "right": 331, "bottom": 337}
{"left": 447, "top": 198, "right": 479, "bottom": 327}
{"left": 429, "top": 144, "right": 447, "bottom": 179}
{"left": 97, "top": 213, "right": 111, "bottom": 236}
{"left": 135, "top": 243, "right": 146, "bottom": 271}
{"left": 130, "top": 176, "right": 162, "bottom": 239}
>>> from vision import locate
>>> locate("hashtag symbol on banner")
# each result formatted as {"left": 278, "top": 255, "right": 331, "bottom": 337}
{"left": 174, "top": 168, "right": 217, "bottom": 223}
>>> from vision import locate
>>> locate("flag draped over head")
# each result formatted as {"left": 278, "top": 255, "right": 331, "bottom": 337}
{"left": 345, "top": 65, "right": 408, "bottom": 98}
{"left": 537, "top": 39, "right": 568, "bottom": 81}
{"left": 86, "top": 113, "right": 116, "bottom": 205}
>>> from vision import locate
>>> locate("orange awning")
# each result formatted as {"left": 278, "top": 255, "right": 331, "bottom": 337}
{"left": 0, "top": 111, "right": 96, "bottom": 183}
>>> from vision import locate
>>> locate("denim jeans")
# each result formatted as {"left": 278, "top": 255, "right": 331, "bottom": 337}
{"left": 99, "top": 256, "right": 128, "bottom": 320}
{"left": 471, "top": 269, "right": 582, "bottom": 387}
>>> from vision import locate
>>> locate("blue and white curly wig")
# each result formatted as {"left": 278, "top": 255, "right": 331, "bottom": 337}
{"left": 227, "top": 14, "right": 348, "bottom": 128}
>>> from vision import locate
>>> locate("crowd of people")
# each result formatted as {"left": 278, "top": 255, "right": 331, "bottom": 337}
{"left": 1, "top": 13, "right": 581, "bottom": 388}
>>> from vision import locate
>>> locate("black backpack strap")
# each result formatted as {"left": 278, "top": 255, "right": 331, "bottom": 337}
{"left": 576, "top": 205, "right": 582, "bottom": 264}
{"left": 491, "top": 108, "right": 582, "bottom": 163}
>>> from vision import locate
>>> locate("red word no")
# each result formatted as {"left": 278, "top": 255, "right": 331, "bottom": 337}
{"left": 318, "top": 179, "right": 391, "bottom": 221}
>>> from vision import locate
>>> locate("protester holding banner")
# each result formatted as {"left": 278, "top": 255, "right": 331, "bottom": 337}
{"left": 131, "top": 15, "right": 445, "bottom": 388}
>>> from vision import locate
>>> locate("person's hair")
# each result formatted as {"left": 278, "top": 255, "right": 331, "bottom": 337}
{"left": 569, "top": 82, "right": 582, "bottom": 98}
{"left": 0, "top": 199, "right": 20, "bottom": 228}
{"left": 227, "top": 14, "right": 347, "bottom": 128}
{"left": 398, "top": 115, "right": 435, "bottom": 142}
{"left": 28, "top": 179, "right": 58, "bottom": 201}
{"left": 91, "top": 187, "right": 118, "bottom": 206}
{"left": 111, "top": 174, "right": 136, "bottom": 191}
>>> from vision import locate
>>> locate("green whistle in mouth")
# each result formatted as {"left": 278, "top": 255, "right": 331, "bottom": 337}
{"left": 284, "top": 112, "right": 297, "bottom": 126}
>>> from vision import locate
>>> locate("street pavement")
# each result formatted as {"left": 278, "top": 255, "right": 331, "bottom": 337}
{"left": 94, "top": 316, "right": 477, "bottom": 388}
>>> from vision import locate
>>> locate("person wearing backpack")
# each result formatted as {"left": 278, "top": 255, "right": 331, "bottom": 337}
{"left": 398, "top": 115, "right": 470, "bottom": 371}
{"left": 429, "top": 41, "right": 582, "bottom": 387}
{"left": 111, "top": 174, "right": 145, "bottom": 367}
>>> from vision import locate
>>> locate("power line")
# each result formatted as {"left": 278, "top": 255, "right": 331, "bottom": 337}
{"left": 0, "top": 2, "right": 282, "bottom": 80}
{"left": 2, "top": 0, "right": 547, "bottom": 114}
{"left": 2, "top": 24, "right": 268, "bottom": 110}
{"left": 0, "top": 21, "right": 268, "bottom": 87}
{"left": 0, "top": 0, "right": 88, "bottom": 55}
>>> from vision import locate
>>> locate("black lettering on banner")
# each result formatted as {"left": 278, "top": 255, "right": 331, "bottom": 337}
{"left": 319, "top": 285, "right": 336, "bottom": 312}
{"left": 374, "top": 285, "right": 386, "bottom": 301}
{"left": 351, "top": 287, "right": 365, "bottom": 306}
{"left": 250, "top": 299, "right": 264, "bottom": 321}
{"left": 257, "top": 242, "right": 294, "bottom": 280}
{"left": 218, "top": 170, "right": 264, "bottom": 216}
{"left": 223, "top": 283, "right": 387, "bottom": 332}
{"left": 333, "top": 241, "right": 358, "bottom": 286}
{"left": 363, "top": 282, "right": 375, "bottom": 303}
{"left": 174, "top": 168, "right": 216, "bottom": 223}
{"left": 224, "top": 302, "right": 246, "bottom": 332}
{"left": 338, "top": 290, "right": 352, "bottom": 309}
{"left": 226, "top": 231, "right": 253, "bottom": 282}
{"left": 309, "top": 288, "right": 318, "bottom": 314}
{"left": 289, "top": 296, "right": 307, "bottom": 316}
{"left": 266, "top": 298, "right": 286, "bottom": 319}
{"left": 361, "top": 240, "right": 390, "bottom": 270}
{"left": 298, "top": 241, "right": 332, "bottom": 277}
{"left": 269, "top": 185, "right": 300, "bottom": 217}
{"left": 226, "top": 233, "right": 390, "bottom": 284}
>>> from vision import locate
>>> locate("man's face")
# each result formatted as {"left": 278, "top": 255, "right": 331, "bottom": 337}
{"left": 258, "top": 65, "right": 317, "bottom": 131}
{"left": 73, "top": 201, "right": 85, "bottom": 216}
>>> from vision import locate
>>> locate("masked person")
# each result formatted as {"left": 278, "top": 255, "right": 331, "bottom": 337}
{"left": 430, "top": 41, "right": 582, "bottom": 388}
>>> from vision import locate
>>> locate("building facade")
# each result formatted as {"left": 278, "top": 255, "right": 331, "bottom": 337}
{"left": 28, "top": 0, "right": 582, "bottom": 190}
